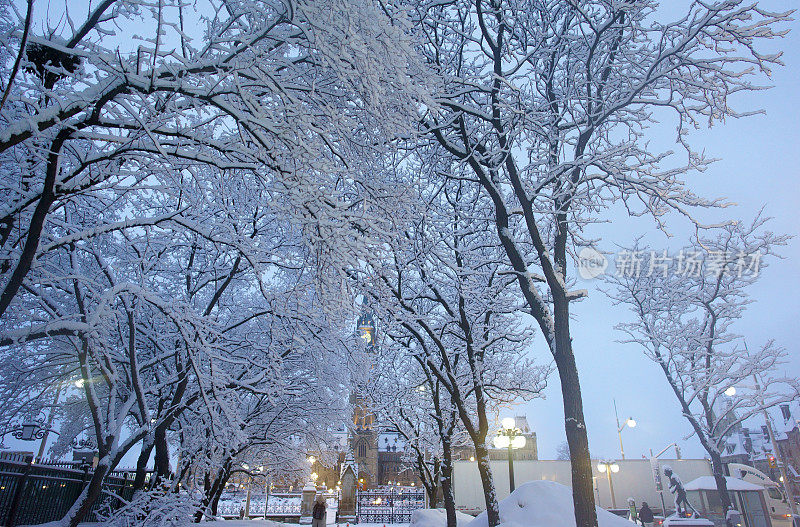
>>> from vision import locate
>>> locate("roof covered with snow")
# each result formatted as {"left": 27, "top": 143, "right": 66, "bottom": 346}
{"left": 378, "top": 432, "right": 406, "bottom": 452}
{"left": 684, "top": 476, "right": 764, "bottom": 492}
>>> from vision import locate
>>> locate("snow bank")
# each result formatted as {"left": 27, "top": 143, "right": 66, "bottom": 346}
{"left": 468, "top": 481, "right": 636, "bottom": 527}
{"left": 411, "top": 508, "right": 475, "bottom": 527}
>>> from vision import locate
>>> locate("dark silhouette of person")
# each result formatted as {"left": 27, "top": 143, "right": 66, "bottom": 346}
{"left": 639, "top": 501, "right": 654, "bottom": 526}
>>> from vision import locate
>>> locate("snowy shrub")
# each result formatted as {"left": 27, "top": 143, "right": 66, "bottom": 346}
{"left": 100, "top": 488, "right": 201, "bottom": 527}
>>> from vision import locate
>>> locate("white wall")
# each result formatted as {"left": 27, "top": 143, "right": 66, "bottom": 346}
{"left": 453, "top": 459, "right": 714, "bottom": 513}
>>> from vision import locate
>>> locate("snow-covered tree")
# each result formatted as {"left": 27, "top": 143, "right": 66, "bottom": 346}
{"left": 0, "top": 1, "right": 428, "bottom": 524}
{"left": 0, "top": 0, "right": 426, "bottom": 322}
{"left": 369, "top": 339, "right": 462, "bottom": 517}
{"left": 606, "top": 217, "right": 799, "bottom": 511}
{"left": 361, "top": 166, "right": 550, "bottom": 527}
{"left": 408, "top": 1, "right": 791, "bottom": 524}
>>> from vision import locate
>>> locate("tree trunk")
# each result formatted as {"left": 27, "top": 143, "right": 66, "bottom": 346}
{"left": 441, "top": 436, "right": 457, "bottom": 527}
{"left": 133, "top": 437, "right": 154, "bottom": 491}
{"left": 475, "top": 442, "right": 500, "bottom": 527}
{"left": 0, "top": 127, "right": 73, "bottom": 319}
{"left": 210, "top": 475, "right": 228, "bottom": 516}
{"left": 195, "top": 471, "right": 225, "bottom": 522}
{"left": 554, "top": 299, "right": 598, "bottom": 527}
{"left": 418, "top": 454, "right": 438, "bottom": 507}
{"left": 63, "top": 458, "right": 110, "bottom": 527}
{"left": 710, "top": 451, "right": 733, "bottom": 510}
{"left": 153, "top": 425, "right": 171, "bottom": 479}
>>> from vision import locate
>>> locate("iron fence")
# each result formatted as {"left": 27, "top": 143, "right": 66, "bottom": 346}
{"left": 0, "top": 457, "right": 147, "bottom": 526}
{"left": 357, "top": 487, "right": 425, "bottom": 523}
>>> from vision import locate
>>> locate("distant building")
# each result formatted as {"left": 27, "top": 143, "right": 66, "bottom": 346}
{"left": 307, "top": 404, "right": 420, "bottom": 490}
{"left": 452, "top": 415, "right": 538, "bottom": 462}
{"left": 722, "top": 402, "right": 800, "bottom": 496}
{"left": 308, "top": 305, "right": 537, "bottom": 490}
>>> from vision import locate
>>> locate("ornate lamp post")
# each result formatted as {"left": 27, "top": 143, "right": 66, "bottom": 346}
{"left": 614, "top": 399, "right": 636, "bottom": 460}
{"left": 597, "top": 461, "right": 620, "bottom": 509}
{"left": 493, "top": 417, "right": 526, "bottom": 493}
{"left": 1, "top": 419, "right": 50, "bottom": 445}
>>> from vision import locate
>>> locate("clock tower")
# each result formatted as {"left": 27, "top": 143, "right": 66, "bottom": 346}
{"left": 350, "top": 303, "right": 378, "bottom": 487}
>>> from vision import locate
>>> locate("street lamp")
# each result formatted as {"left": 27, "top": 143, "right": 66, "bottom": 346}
{"left": 597, "top": 461, "right": 620, "bottom": 509}
{"left": 614, "top": 399, "right": 636, "bottom": 460}
{"left": 493, "top": 417, "right": 526, "bottom": 493}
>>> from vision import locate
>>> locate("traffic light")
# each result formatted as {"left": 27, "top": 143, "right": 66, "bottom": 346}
{"left": 768, "top": 455, "right": 777, "bottom": 468}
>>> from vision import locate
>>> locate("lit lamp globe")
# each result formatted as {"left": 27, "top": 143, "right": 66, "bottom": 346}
{"left": 626, "top": 418, "right": 637, "bottom": 428}
{"left": 511, "top": 435, "right": 526, "bottom": 449}
{"left": 724, "top": 386, "right": 736, "bottom": 397}
{"left": 493, "top": 435, "right": 511, "bottom": 449}
{"left": 610, "top": 463, "right": 620, "bottom": 473}
{"left": 501, "top": 417, "right": 516, "bottom": 430}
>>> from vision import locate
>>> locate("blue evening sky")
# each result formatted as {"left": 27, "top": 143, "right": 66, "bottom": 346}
{"left": 521, "top": 0, "right": 800, "bottom": 461}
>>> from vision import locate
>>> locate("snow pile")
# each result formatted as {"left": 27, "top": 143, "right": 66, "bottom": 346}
{"left": 411, "top": 508, "right": 475, "bottom": 527}
{"left": 468, "top": 481, "right": 636, "bottom": 527}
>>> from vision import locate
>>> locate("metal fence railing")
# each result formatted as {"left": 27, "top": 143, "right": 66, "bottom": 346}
{"left": 357, "top": 487, "right": 426, "bottom": 523}
{"left": 0, "top": 456, "right": 147, "bottom": 526}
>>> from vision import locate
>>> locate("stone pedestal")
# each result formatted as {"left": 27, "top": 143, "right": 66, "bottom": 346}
{"left": 338, "top": 466, "right": 357, "bottom": 522}
{"left": 300, "top": 481, "right": 316, "bottom": 524}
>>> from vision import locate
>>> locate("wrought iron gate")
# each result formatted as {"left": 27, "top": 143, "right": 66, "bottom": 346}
{"left": 356, "top": 487, "right": 425, "bottom": 523}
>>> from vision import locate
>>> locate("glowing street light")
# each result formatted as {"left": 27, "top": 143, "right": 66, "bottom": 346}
{"left": 493, "top": 417, "right": 526, "bottom": 492}
{"left": 597, "top": 461, "right": 620, "bottom": 508}
{"left": 724, "top": 386, "right": 737, "bottom": 397}
{"left": 614, "top": 399, "right": 637, "bottom": 460}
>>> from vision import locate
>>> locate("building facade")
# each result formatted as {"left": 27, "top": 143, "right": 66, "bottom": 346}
{"left": 452, "top": 415, "right": 539, "bottom": 462}
{"left": 722, "top": 402, "right": 800, "bottom": 496}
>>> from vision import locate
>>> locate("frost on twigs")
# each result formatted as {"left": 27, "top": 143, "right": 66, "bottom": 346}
{"left": 101, "top": 487, "right": 200, "bottom": 527}
{"left": 605, "top": 215, "right": 798, "bottom": 508}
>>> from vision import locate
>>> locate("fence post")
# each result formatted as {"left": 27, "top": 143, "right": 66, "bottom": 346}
{"left": 80, "top": 463, "right": 90, "bottom": 487}
{"left": 6, "top": 455, "right": 34, "bottom": 527}
{"left": 120, "top": 472, "right": 129, "bottom": 508}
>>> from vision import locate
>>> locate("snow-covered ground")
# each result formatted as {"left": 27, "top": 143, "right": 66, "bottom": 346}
{"left": 411, "top": 481, "right": 635, "bottom": 527}
{"left": 42, "top": 482, "right": 632, "bottom": 527}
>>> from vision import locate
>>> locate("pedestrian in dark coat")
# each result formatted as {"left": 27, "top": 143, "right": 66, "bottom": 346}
{"left": 639, "top": 502, "right": 655, "bottom": 526}
{"left": 312, "top": 494, "right": 327, "bottom": 527}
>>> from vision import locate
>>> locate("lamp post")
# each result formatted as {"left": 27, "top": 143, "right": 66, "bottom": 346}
{"left": 493, "top": 417, "right": 526, "bottom": 493}
{"left": 597, "top": 461, "right": 620, "bottom": 509}
{"left": 614, "top": 399, "right": 636, "bottom": 460}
